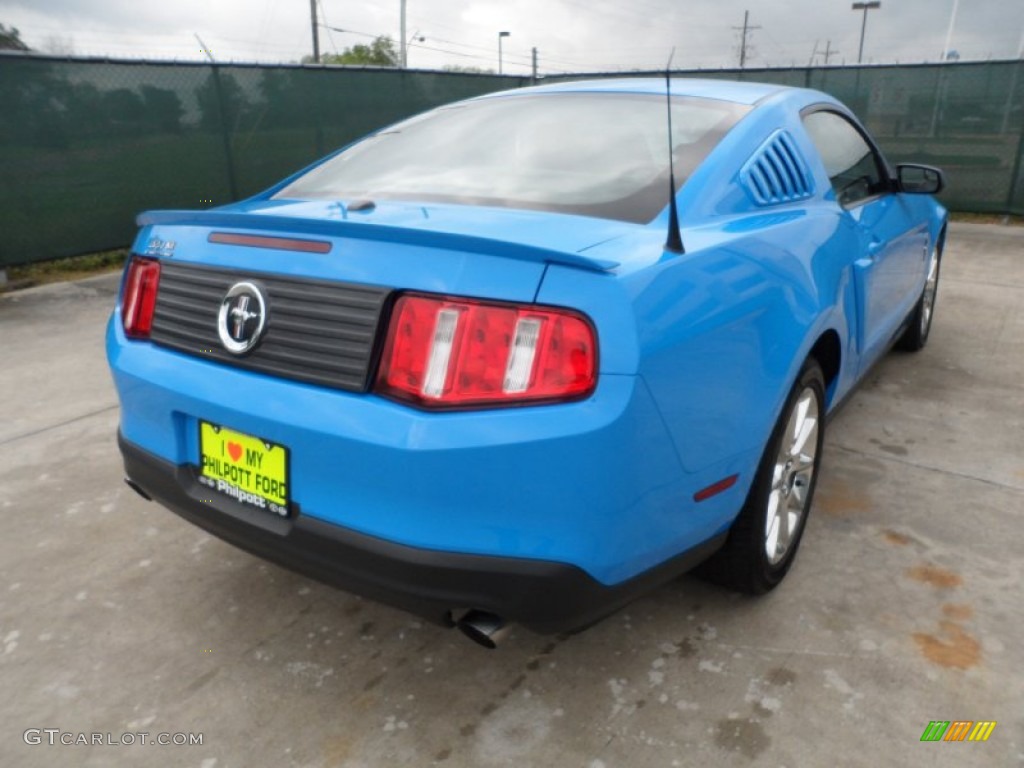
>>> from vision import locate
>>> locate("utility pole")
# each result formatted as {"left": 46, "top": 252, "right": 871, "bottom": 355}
{"left": 732, "top": 11, "right": 760, "bottom": 69}
{"left": 531, "top": 47, "right": 538, "bottom": 80}
{"left": 810, "top": 40, "right": 838, "bottom": 66}
{"left": 851, "top": 2, "right": 880, "bottom": 64}
{"left": 400, "top": 0, "right": 407, "bottom": 68}
{"left": 309, "top": 0, "right": 320, "bottom": 63}
{"left": 822, "top": 40, "right": 838, "bottom": 64}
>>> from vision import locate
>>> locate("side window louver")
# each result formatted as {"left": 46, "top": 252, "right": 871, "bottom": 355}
{"left": 740, "top": 130, "right": 815, "bottom": 206}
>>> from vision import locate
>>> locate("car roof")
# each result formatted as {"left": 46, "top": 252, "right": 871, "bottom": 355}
{"left": 480, "top": 77, "right": 795, "bottom": 106}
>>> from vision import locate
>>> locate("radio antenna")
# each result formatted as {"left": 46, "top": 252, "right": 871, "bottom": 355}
{"left": 663, "top": 48, "right": 684, "bottom": 254}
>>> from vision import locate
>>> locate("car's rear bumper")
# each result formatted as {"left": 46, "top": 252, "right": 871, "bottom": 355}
{"left": 119, "top": 432, "right": 725, "bottom": 634}
{"left": 107, "top": 308, "right": 754, "bottom": 586}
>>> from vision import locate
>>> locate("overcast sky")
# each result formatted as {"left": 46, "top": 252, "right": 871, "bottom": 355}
{"left": 2, "top": 0, "right": 1023, "bottom": 74}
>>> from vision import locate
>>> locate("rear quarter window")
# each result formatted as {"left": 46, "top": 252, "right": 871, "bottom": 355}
{"left": 802, "top": 110, "right": 887, "bottom": 207}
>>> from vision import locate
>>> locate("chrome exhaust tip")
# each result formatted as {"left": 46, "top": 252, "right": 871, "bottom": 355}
{"left": 456, "top": 610, "right": 509, "bottom": 649}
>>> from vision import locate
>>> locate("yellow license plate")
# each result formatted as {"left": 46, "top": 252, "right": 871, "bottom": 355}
{"left": 198, "top": 422, "right": 289, "bottom": 517}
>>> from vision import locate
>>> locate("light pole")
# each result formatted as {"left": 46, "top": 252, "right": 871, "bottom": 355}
{"left": 941, "top": 0, "right": 959, "bottom": 60}
{"left": 400, "top": 0, "right": 406, "bottom": 68}
{"left": 405, "top": 31, "right": 425, "bottom": 69}
{"left": 498, "top": 31, "right": 510, "bottom": 75}
{"left": 851, "top": 1, "right": 880, "bottom": 64}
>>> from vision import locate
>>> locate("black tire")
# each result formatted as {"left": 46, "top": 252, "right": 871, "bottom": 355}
{"left": 897, "top": 238, "right": 942, "bottom": 352}
{"left": 696, "top": 358, "right": 826, "bottom": 595}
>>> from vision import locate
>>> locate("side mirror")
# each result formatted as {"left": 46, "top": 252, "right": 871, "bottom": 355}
{"left": 897, "top": 163, "right": 945, "bottom": 195}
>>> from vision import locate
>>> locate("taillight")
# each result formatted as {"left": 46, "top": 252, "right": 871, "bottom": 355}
{"left": 121, "top": 256, "right": 161, "bottom": 339}
{"left": 376, "top": 293, "right": 597, "bottom": 408}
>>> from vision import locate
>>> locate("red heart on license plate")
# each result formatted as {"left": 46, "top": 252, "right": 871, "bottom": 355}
{"left": 227, "top": 442, "right": 243, "bottom": 462}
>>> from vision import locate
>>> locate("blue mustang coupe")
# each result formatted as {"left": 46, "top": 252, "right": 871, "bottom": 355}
{"left": 108, "top": 78, "right": 946, "bottom": 647}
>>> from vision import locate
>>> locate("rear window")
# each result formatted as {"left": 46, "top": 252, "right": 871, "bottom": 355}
{"left": 274, "top": 93, "right": 750, "bottom": 223}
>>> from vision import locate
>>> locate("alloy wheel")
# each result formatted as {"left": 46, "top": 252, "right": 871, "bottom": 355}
{"left": 764, "top": 387, "right": 820, "bottom": 565}
{"left": 921, "top": 247, "right": 939, "bottom": 336}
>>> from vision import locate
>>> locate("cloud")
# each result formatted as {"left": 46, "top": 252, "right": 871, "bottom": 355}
{"left": 1, "top": 0, "right": 1021, "bottom": 71}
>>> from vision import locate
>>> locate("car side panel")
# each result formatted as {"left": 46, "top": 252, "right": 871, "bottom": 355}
{"left": 541, "top": 208, "right": 855, "bottom": 538}
{"left": 647, "top": 215, "right": 848, "bottom": 464}
{"left": 554, "top": 88, "right": 941, "bottom": 541}
{"left": 848, "top": 195, "right": 932, "bottom": 368}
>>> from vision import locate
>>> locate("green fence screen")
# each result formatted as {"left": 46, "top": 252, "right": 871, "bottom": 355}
{"left": 1, "top": 54, "right": 1021, "bottom": 267}
{"left": 0, "top": 55, "right": 529, "bottom": 267}
{"left": 555, "top": 60, "right": 1024, "bottom": 221}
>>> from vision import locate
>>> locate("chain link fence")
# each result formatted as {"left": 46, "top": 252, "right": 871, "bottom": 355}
{"left": 1, "top": 54, "right": 1021, "bottom": 267}
{"left": 0, "top": 54, "right": 529, "bottom": 267}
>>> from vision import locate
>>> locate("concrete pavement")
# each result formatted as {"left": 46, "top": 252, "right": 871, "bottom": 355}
{"left": 1, "top": 222, "right": 1022, "bottom": 767}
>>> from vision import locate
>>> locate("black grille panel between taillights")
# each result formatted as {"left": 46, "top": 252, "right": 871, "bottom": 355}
{"left": 150, "top": 261, "right": 391, "bottom": 392}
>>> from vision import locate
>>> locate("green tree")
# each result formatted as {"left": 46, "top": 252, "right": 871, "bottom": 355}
{"left": 317, "top": 36, "right": 399, "bottom": 67}
{"left": 442, "top": 64, "right": 495, "bottom": 75}
{"left": 140, "top": 85, "right": 185, "bottom": 133}
{"left": 0, "top": 58, "right": 70, "bottom": 147}
{"left": 258, "top": 69, "right": 312, "bottom": 129}
{"left": 0, "top": 23, "right": 29, "bottom": 51}
{"left": 61, "top": 81, "right": 107, "bottom": 138}
{"left": 102, "top": 87, "right": 144, "bottom": 118}
{"left": 195, "top": 71, "right": 249, "bottom": 131}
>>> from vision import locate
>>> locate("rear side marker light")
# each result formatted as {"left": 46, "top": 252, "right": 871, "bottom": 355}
{"left": 693, "top": 474, "right": 739, "bottom": 502}
{"left": 121, "top": 256, "right": 162, "bottom": 339}
{"left": 376, "top": 293, "right": 597, "bottom": 409}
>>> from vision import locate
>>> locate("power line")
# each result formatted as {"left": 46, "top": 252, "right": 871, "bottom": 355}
{"left": 557, "top": 0, "right": 715, "bottom": 28}
{"left": 317, "top": 0, "right": 339, "bottom": 55}
{"left": 759, "top": 27, "right": 791, "bottom": 58}
{"left": 320, "top": 26, "right": 377, "bottom": 40}
{"left": 378, "top": 25, "right": 588, "bottom": 69}
{"left": 16, "top": 7, "right": 1022, "bottom": 71}
{"left": 405, "top": 41, "right": 573, "bottom": 74}
{"left": 253, "top": 0, "right": 278, "bottom": 59}
{"left": 319, "top": 22, "right": 576, "bottom": 73}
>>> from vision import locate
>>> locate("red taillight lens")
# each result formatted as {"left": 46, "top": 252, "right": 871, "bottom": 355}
{"left": 376, "top": 293, "right": 597, "bottom": 408}
{"left": 121, "top": 257, "right": 161, "bottom": 339}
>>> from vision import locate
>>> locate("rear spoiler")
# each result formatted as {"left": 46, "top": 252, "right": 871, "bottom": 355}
{"left": 137, "top": 210, "right": 619, "bottom": 272}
